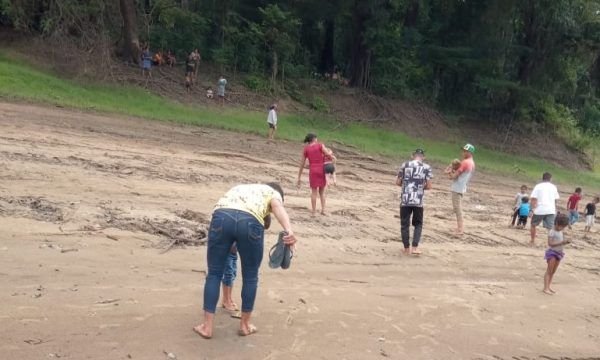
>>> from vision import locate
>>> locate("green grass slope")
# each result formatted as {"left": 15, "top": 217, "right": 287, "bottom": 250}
{"left": 1, "top": 52, "right": 599, "bottom": 190}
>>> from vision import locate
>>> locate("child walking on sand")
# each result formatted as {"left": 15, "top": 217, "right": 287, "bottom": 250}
{"left": 510, "top": 185, "right": 528, "bottom": 227}
{"left": 324, "top": 151, "right": 337, "bottom": 186}
{"left": 516, "top": 196, "right": 530, "bottom": 229}
{"left": 584, "top": 196, "right": 599, "bottom": 233}
{"left": 566, "top": 187, "right": 583, "bottom": 227}
{"left": 543, "top": 213, "right": 570, "bottom": 295}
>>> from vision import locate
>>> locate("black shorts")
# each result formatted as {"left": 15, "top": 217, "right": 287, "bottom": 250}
{"left": 517, "top": 215, "right": 528, "bottom": 226}
{"left": 324, "top": 163, "right": 335, "bottom": 174}
{"left": 268, "top": 123, "right": 276, "bottom": 129}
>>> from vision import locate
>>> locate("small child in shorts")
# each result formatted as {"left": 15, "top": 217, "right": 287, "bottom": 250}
{"left": 516, "top": 196, "right": 530, "bottom": 229}
{"left": 543, "top": 213, "right": 570, "bottom": 295}
{"left": 584, "top": 196, "right": 599, "bottom": 232}
{"left": 206, "top": 88, "right": 213, "bottom": 99}
{"left": 185, "top": 74, "right": 192, "bottom": 93}
{"left": 324, "top": 152, "right": 337, "bottom": 186}
{"left": 444, "top": 158, "right": 461, "bottom": 176}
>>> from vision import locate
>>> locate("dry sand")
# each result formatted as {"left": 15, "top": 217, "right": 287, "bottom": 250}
{"left": 1, "top": 102, "right": 599, "bottom": 360}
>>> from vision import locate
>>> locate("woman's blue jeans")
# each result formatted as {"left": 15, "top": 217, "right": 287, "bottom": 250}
{"left": 203, "top": 209, "right": 264, "bottom": 313}
{"left": 222, "top": 251, "right": 237, "bottom": 287}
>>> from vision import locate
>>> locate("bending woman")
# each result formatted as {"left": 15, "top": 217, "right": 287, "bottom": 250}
{"left": 194, "top": 183, "right": 297, "bottom": 338}
{"left": 297, "top": 133, "right": 334, "bottom": 216}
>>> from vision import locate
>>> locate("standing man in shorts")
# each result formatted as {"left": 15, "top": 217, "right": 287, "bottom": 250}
{"left": 396, "top": 148, "right": 433, "bottom": 255}
{"left": 529, "top": 172, "right": 560, "bottom": 245}
{"left": 448, "top": 144, "right": 476, "bottom": 236}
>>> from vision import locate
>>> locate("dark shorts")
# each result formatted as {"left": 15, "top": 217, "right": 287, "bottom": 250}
{"left": 517, "top": 215, "right": 528, "bottom": 226}
{"left": 324, "top": 163, "right": 335, "bottom": 174}
{"left": 268, "top": 123, "right": 276, "bottom": 129}
{"left": 544, "top": 249, "right": 564, "bottom": 261}
{"left": 531, "top": 214, "right": 555, "bottom": 229}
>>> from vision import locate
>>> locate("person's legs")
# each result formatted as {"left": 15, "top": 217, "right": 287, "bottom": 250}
{"left": 268, "top": 126, "right": 274, "bottom": 139}
{"left": 543, "top": 258, "right": 557, "bottom": 294}
{"left": 411, "top": 207, "right": 424, "bottom": 252}
{"left": 332, "top": 171, "right": 337, "bottom": 186}
{"left": 319, "top": 186, "right": 327, "bottom": 215}
{"left": 548, "top": 259, "right": 561, "bottom": 293}
{"left": 235, "top": 214, "right": 264, "bottom": 335}
{"left": 451, "top": 192, "right": 463, "bottom": 234}
{"left": 400, "top": 206, "right": 411, "bottom": 253}
{"left": 310, "top": 188, "right": 318, "bottom": 216}
{"left": 195, "top": 210, "right": 236, "bottom": 338}
{"left": 530, "top": 215, "right": 543, "bottom": 245}
{"left": 221, "top": 251, "right": 238, "bottom": 311}
{"left": 511, "top": 208, "right": 519, "bottom": 227}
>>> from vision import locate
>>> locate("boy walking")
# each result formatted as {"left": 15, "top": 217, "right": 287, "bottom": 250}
{"left": 396, "top": 148, "right": 433, "bottom": 255}
{"left": 566, "top": 187, "right": 582, "bottom": 227}
{"left": 584, "top": 197, "right": 599, "bottom": 233}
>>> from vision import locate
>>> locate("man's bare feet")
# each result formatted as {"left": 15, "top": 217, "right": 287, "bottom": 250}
{"left": 549, "top": 288, "right": 556, "bottom": 294}
{"left": 403, "top": 248, "right": 411, "bottom": 255}
{"left": 542, "top": 289, "right": 554, "bottom": 295}
{"left": 193, "top": 323, "right": 212, "bottom": 339}
{"left": 411, "top": 248, "right": 422, "bottom": 255}
{"left": 238, "top": 324, "right": 257, "bottom": 336}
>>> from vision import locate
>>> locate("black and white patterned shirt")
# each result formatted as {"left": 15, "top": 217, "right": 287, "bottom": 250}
{"left": 398, "top": 159, "right": 433, "bottom": 207}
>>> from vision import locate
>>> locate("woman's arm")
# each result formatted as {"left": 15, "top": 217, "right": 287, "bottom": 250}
{"left": 270, "top": 198, "right": 297, "bottom": 245}
{"left": 297, "top": 153, "right": 307, "bottom": 186}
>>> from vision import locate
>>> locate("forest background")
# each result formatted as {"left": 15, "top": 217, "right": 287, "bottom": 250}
{"left": 2, "top": 0, "right": 600, "bottom": 168}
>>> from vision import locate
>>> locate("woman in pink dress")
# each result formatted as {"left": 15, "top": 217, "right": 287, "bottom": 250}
{"left": 297, "top": 133, "right": 335, "bottom": 216}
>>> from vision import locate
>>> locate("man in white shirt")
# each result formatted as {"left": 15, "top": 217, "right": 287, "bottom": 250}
{"left": 529, "top": 172, "right": 560, "bottom": 245}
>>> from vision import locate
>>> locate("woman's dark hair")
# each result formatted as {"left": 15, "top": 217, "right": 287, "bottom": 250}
{"left": 555, "top": 213, "right": 569, "bottom": 227}
{"left": 303, "top": 133, "right": 317, "bottom": 144}
{"left": 265, "top": 182, "right": 284, "bottom": 202}
{"left": 521, "top": 196, "right": 529, "bottom": 203}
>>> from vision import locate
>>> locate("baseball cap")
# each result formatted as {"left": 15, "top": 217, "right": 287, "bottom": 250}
{"left": 462, "top": 143, "right": 475, "bottom": 153}
{"left": 413, "top": 148, "right": 425, "bottom": 155}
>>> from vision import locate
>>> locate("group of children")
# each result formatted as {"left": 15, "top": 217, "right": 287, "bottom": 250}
{"left": 506, "top": 183, "right": 599, "bottom": 295}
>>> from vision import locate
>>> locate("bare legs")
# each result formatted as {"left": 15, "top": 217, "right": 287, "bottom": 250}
{"left": 221, "top": 285, "right": 237, "bottom": 311}
{"left": 268, "top": 127, "right": 276, "bottom": 140}
{"left": 310, "top": 187, "right": 327, "bottom": 216}
{"left": 530, "top": 224, "right": 537, "bottom": 245}
{"left": 543, "top": 258, "right": 560, "bottom": 294}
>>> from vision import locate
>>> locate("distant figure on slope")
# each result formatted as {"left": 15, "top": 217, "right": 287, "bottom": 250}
{"left": 516, "top": 196, "right": 530, "bottom": 229}
{"left": 566, "top": 187, "right": 582, "bottom": 228}
{"left": 140, "top": 45, "right": 152, "bottom": 85}
{"left": 324, "top": 150, "right": 337, "bottom": 186}
{"left": 297, "top": 133, "right": 335, "bottom": 216}
{"left": 267, "top": 104, "right": 278, "bottom": 140}
{"left": 448, "top": 144, "right": 476, "bottom": 236}
{"left": 217, "top": 75, "right": 227, "bottom": 106}
{"left": 584, "top": 196, "right": 599, "bottom": 233}
{"left": 529, "top": 172, "right": 559, "bottom": 245}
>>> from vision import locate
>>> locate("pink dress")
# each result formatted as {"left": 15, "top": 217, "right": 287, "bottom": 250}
{"left": 303, "top": 142, "right": 326, "bottom": 189}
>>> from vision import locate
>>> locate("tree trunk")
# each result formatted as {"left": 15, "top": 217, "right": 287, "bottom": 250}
{"left": 271, "top": 50, "right": 279, "bottom": 90}
{"left": 119, "top": 0, "right": 141, "bottom": 64}
{"left": 320, "top": 19, "right": 335, "bottom": 73}
{"left": 349, "top": 0, "right": 371, "bottom": 88}
{"left": 517, "top": 0, "right": 536, "bottom": 84}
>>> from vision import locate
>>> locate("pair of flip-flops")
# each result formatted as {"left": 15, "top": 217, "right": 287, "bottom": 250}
{"left": 268, "top": 231, "right": 293, "bottom": 269}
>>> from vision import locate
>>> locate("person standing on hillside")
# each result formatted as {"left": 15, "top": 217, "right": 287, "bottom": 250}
{"left": 217, "top": 75, "right": 227, "bottom": 106}
{"left": 396, "top": 148, "right": 433, "bottom": 255}
{"left": 529, "top": 172, "right": 560, "bottom": 245}
{"left": 448, "top": 144, "right": 476, "bottom": 236}
{"left": 267, "top": 104, "right": 278, "bottom": 140}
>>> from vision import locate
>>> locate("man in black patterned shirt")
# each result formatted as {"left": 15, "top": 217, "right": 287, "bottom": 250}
{"left": 396, "top": 149, "right": 433, "bottom": 255}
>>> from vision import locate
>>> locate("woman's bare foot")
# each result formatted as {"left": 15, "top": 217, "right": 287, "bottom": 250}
{"left": 238, "top": 324, "right": 257, "bottom": 336}
{"left": 222, "top": 302, "right": 238, "bottom": 312}
{"left": 549, "top": 288, "right": 556, "bottom": 294}
{"left": 411, "top": 248, "right": 422, "bottom": 255}
{"left": 542, "top": 289, "right": 554, "bottom": 295}
{"left": 402, "top": 248, "right": 411, "bottom": 255}
{"left": 193, "top": 323, "right": 212, "bottom": 339}
{"left": 320, "top": 211, "right": 327, "bottom": 216}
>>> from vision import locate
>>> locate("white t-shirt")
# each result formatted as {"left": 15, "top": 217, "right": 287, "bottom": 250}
{"left": 267, "top": 109, "right": 278, "bottom": 125}
{"left": 530, "top": 182, "right": 559, "bottom": 215}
